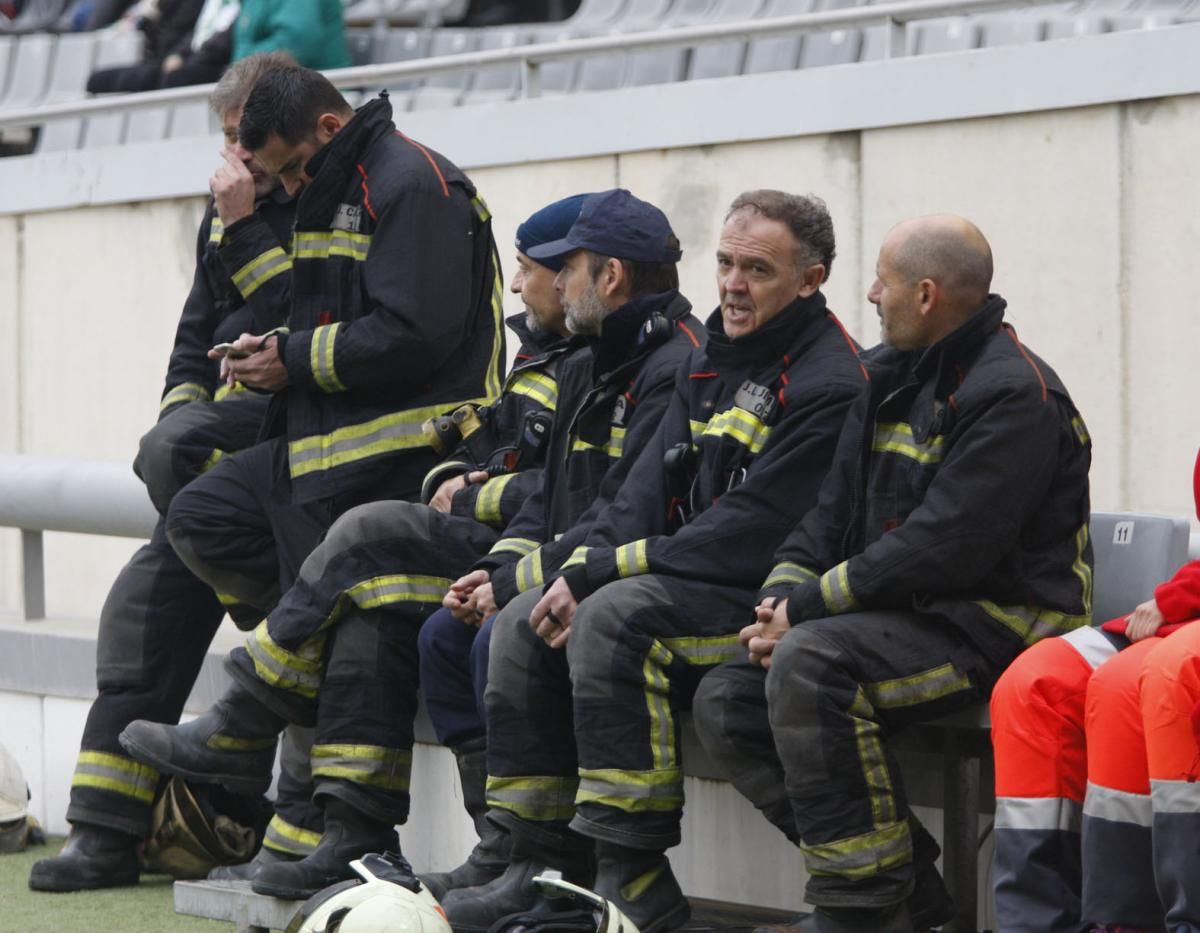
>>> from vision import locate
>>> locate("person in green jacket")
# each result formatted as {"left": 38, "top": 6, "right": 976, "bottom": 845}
{"left": 233, "top": 0, "right": 350, "bottom": 71}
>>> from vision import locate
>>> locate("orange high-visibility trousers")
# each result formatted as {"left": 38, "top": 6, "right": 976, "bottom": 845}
{"left": 992, "top": 626, "right": 1120, "bottom": 933}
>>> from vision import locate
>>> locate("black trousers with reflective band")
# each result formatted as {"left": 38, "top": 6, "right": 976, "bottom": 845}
{"left": 693, "top": 610, "right": 1021, "bottom": 909}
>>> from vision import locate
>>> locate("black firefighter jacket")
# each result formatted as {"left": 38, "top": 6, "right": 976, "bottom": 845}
{"left": 555, "top": 293, "right": 869, "bottom": 599}
{"left": 159, "top": 188, "right": 294, "bottom": 417}
{"left": 419, "top": 314, "right": 579, "bottom": 530}
{"left": 478, "top": 290, "right": 703, "bottom": 608}
{"left": 760, "top": 296, "right": 1094, "bottom": 657}
{"left": 217, "top": 96, "right": 505, "bottom": 503}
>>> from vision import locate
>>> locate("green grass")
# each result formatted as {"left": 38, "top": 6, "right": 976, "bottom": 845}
{"left": 1, "top": 837, "right": 236, "bottom": 932}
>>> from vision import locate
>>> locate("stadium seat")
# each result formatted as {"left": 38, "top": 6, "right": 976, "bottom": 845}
{"left": 461, "top": 29, "right": 530, "bottom": 107}
{"left": 346, "top": 27, "right": 377, "bottom": 67}
{"left": 910, "top": 16, "right": 979, "bottom": 54}
{"left": 0, "top": 36, "right": 15, "bottom": 102}
{"left": 524, "top": 28, "right": 580, "bottom": 95}
{"left": 0, "top": 33, "right": 55, "bottom": 112}
{"left": 1089, "top": 512, "right": 1193, "bottom": 623}
{"left": 169, "top": 100, "right": 212, "bottom": 139}
{"left": 799, "top": 26, "right": 861, "bottom": 66}
{"left": 361, "top": 28, "right": 428, "bottom": 106}
{"left": 408, "top": 29, "right": 479, "bottom": 111}
{"left": 79, "top": 30, "right": 144, "bottom": 150}
{"left": 686, "top": 0, "right": 768, "bottom": 81}
{"left": 562, "top": 0, "right": 630, "bottom": 29}
{"left": 978, "top": 14, "right": 1046, "bottom": 47}
{"left": 125, "top": 106, "right": 170, "bottom": 143}
{"left": 1045, "top": 14, "right": 1110, "bottom": 39}
{"left": 742, "top": 0, "right": 813, "bottom": 74}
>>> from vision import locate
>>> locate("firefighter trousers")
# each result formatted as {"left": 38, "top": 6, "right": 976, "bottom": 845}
{"left": 990, "top": 625, "right": 1122, "bottom": 933}
{"left": 485, "top": 574, "right": 755, "bottom": 851}
{"left": 692, "top": 610, "right": 1019, "bottom": 910}
{"left": 68, "top": 397, "right": 267, "bottom": 838}
{"left": 418, "top": 608, "right": 494, "bottom": 748}
{"left": 223, "top": 499, "right": 499, "bottom": 825}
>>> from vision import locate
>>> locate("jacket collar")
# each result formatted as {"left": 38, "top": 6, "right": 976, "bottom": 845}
{"left": 298, "top": 96, "right": 395, "bottom": 224}
{"left": 505, "top": 313, "right": 572, "bottom": 357}
{"left": 590, "top": 289, "right": 690, "bottom": 380}
{"left": 910, "top": 294, "right": 1007, "bottom": 379}
{"left": 703, "top": 291, "right": 829, "bottom": 370}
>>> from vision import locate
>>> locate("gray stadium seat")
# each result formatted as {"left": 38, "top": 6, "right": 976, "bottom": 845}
{"left": 978, "top": 14, "right": 1046, "bottom": 47}
{"left": 742, "top": 0, "right": 812, "bottom": 74}
{"left": 563, "top": 0, "right": 630, "bottom": 28}
{"left": 575, "top": 48, "right": 626, "bottom": 92}
{"left": 169, "top": 100, "right": 211, "bottom": 138}
{"left": 611, "top": 0, "right": 677, "bottom": 31}
{"left": 799, "top": 27, "right": 861, "bottom": 67}
{"left": 686, "top": 0, "right": 767, "bottom": 81}
{"left": 910, "top": 16, "right": 979, "bottom": 54}
{"left": 1089, "top": 512, "right": 1193, "bottom": 624}
{"left": 0, "top": 33, "right": 55, "bottom": 111}
{"left": 0, "top": 36, "right": 15, "bottom": 101}
{"left": 125, "top": 106, "right": 170, "bottom": 143}
{"left": 526, "top": 28, "right": 579, "bottom": 94}
{"left": 346, "top": 27, "right": 376, "bottom": 66}
{"left": 408, "top": 29, "right": 478, "bottom": 111}
{"left": 1045, "top": 14, "right": 1110, "bottom": 39}
{"left": 461, "top": 29, "right": 530, "bottom": 107}
{"left": 362, "top": 28, "right": 427, "bottom": 106}
{"left": 79, "top": 30, "right": 143, "bottom": 149}
{"left": 34, "top": 32, "right": 99, "bottom": 151}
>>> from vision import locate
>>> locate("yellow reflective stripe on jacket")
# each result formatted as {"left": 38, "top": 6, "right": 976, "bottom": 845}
{"left": 871, "top": 422, "right": 945, "bottom": 465}
{"left": 72, "top": 751, "right": 158, "bottom": 803}
{"left": 506, "top": 369, "right": 559, "bottom": 411}
{"left": 474, "top": 473, "right": 517, "bottom": 526}
{"left": 160, "top": 382, "right": 211, "bottom": 412}
{"left": 346, "top": 573, "right": 453, "bottom": 609}
{"left": 490, "top": 537, "right": 539, "bottom": 558}
{"left": 244, "top": 621, "right": 324, "bottom": 699}
{"left": 1071, "top": 522, "right": 1093, "bottom": 619}
{"left": 616, "top": 539, "right": 649, "bottom": 578}
{"left": 200, "top": 449, "right": 226, "bottom": 473}
{"left": 484, "top": 261, "right": 505, "bottom": 402}
{"left": 288, "top": 397, "right": 489, "bottom": 479}
{"left": 819, "top": 561, "right": 859, "bottom": 614}
{"left": 659, "top": 633, "right": 743, "bottom": 667}
{"left": 571, "top": 426, "right": 626, "bottom": 459}
{"left": 214, "top": 381, "right": 251, "bottom": 402}
{"left": 697, "top": 407, "right": 772, "bottom": 454}
{"left": 209, "top": 216, "right": 224, "bottom": 245}
{"left": 515, "top": 549, "right": 544, "bottom": 593}
{"left": 292, "top": 230, "right": 371, "bottom": 262}
{"left": 310, "top": 322, "right": 346, "bottom": 393}
{"left": 486, "top": 775, "right": 577, "bottom": 822}
{"left": 311, "top": 744, "right": 412, "bottom": 791}
{"left": 973, "top": 600, "right": 1090, "bottom": 646}
{"left": 471, "top": 194, "right": 492, "bottom": 224}
{"left": 263, "top": 814, "right": 322, "bottom": 856}
{"left": 576, "top": 767, "right": 684, "bottom": 813}
{"left": 801, "top": 820, "right": 912, "bottom": 881}
{"left": 763, "top": 561, "right": 819, "bottom": 590}
{"left": 560, "top": 546, "right": 589, "bottom": 570}
{"left": 866, "top": 662, "right": 971, "bottom": 710}
{"left": 1072, "top": 415, "right": 1091, "bottom": 445}
{"left": 233, "top": 246, "right": 293, "bottom": 298}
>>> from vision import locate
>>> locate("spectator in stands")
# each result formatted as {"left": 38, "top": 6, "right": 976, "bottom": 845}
{"left": 117, "top": 196, "right": 590, "bottom": 900}
{"left": 437, "top": 191, "right": 867, "bottom": 933}
{"left": 692, "top": 215, "right": 1093, "bottom": 933}
{"left": 27, "top": 51, "right": 298, "bottom": 894}
{"left": 86, "top": 0, "right": 238, "bottom": 94}
{"left": 233, "top": 0, "right": 350, "bottom": 71}
{"left": 991, "top": 449, "right": 1200, "bottom": 933}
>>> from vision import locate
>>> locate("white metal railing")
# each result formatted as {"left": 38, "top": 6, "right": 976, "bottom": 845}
{"left": 0, "top": 455, "right": 157, "bottom": 620}
{"left": 0, "top": 0, "right": 1069, "bottom": 132}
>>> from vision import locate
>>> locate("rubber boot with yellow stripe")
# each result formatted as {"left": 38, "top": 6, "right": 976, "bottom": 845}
{"left": 118, "top": 683, "right": 284, "bottom": 796}
{"left": 28, "top": 822, "right": 141, "bottom": 892}
{"left": 591, "top": 841, "right": 690, "bottom": 933}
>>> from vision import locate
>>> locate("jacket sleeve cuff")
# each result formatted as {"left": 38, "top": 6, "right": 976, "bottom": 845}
{"left": 557, "top": 565, "right": 592, "bottom": 603}
{"left": 491, "top": 564, "right": 519, "bottom": 609}
{"left": 282, "top": 328, "right": 318, "bottom": 390}
{"left": 422, "top": 461, "right": 472, "bottom": 505}
{"left": 786, "top": 581, "right": 824, "bottom": 625}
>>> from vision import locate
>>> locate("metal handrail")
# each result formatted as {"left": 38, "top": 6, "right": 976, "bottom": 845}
{"left": 0, "top": 0, "right": 1067, "bottom": 131}
{"left": 0, "top": 455, "right": 157, "bottom": 620}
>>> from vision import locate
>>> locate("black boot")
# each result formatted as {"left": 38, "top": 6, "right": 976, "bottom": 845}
{"left": 207, "top": 845, "right": 301, "bottom": 882}
{"left": 591, "top": 841, "right": 690, "bottom": 933}
{"left": 755, "top": 902, "right": 913, "bottom": 933}
{"left": 420, "top": 739, "right": 512, "bottom": 901}
{"left": 28, "top": 823, "right": 141, "bottom": 892}
{"left": 118, "top": 683, "right": 285, "bottom": 796}
{"left": 441, "top": 820, "right": 594, "bottom": 932}
{"left": 908, "top": 821, "right": 953, "bottom": 931}
{"left": 251, "top": 800, "right": 398, "bottom": 900}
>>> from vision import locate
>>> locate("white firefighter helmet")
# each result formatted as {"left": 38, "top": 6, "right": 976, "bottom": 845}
{"left": 0, "top": 743, "right": 31, "bottom": 853}
{"left": 286, "top": 852, "right": 452, "bottom": 933}
{"left": 529, "top": 873, "right": 642, "bottom": 933}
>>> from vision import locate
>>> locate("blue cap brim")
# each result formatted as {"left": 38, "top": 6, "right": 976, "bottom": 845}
{"left": 526, "top": 236, "right": 580, "bottom": 262}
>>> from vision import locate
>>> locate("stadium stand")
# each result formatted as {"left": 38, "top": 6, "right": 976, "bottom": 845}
{"left": 3, "top": 0, "right": 1200, "bottom": 153}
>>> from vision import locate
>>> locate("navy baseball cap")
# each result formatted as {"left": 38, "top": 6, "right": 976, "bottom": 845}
{"left": 515, "top": 194, "right": 593, "bottom": 272}
{"left": 527, "top": 189, "right": 683, "bottom": 265}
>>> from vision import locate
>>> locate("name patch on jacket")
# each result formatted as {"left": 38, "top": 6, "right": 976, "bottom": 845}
{"left": 611, "top": 394, "right": 629, "bottom": 426}
{"left": 734, "top": 380, "right": 777, "bottom": 424}
{"left": 333, "top": 203, "right": 364, "bottom": 233}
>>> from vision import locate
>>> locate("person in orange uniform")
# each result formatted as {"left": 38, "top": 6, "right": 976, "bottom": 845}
{"left": 992, "top": 449, "right": 1200, "bottom": 932}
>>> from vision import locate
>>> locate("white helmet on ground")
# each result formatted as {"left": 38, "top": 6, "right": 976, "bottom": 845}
{"left": 528, "top": 873, "right": 642, "bottom": 933}
{"left": 287, "top": 852, "right": 451, "bottom": 933}
{"left": 0, "top": 742, "right": 33, "bottom": 853}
